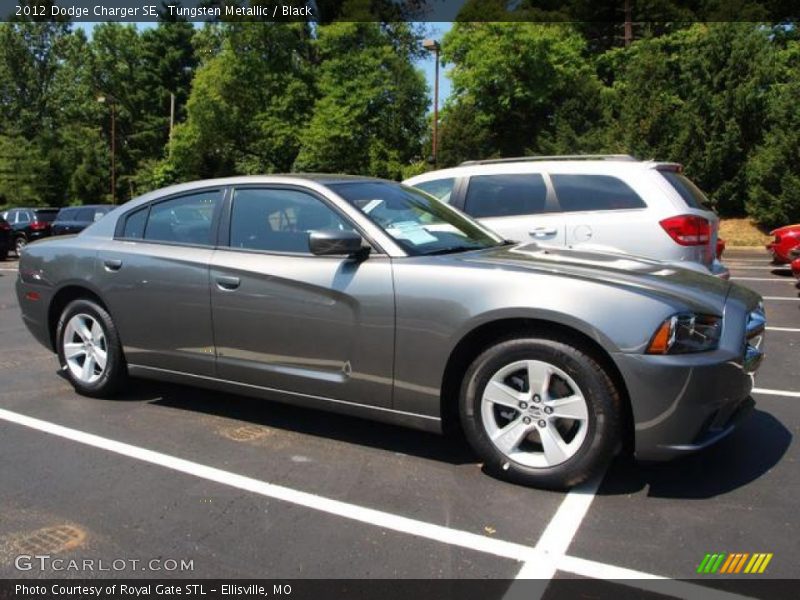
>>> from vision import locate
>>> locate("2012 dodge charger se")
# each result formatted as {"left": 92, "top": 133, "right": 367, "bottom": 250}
{"left": 15, "top": 175, "right": 766, "bottom": 488}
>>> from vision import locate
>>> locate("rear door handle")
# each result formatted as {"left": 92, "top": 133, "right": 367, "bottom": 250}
{"left": 103, "top": 259, "right": 122, "bottom": 272}
{"left": 529, "top": 227, "right": 558, "bottom": 238}
{"left": 216, "top": 276, "right": 241, "bottom": 291}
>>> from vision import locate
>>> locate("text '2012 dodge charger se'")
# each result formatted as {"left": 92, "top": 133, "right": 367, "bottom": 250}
{"left": 16, "top": 175, "right": 766, "bottom": 488}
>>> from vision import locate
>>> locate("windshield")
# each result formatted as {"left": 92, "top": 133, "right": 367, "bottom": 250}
{"left": 329, "top": 181, "right": 502, "bottom": 256}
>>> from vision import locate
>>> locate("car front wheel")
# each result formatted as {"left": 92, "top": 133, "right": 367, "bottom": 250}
{"left": 56, "top": 298, "right": 126, "bottom": 397}
{"left": 460, "top": 336, "right": 621, "bottom": 489}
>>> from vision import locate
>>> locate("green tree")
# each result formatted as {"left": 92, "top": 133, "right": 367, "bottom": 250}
{"left": 294, "top": 22, "right": 427, "bottom": 178}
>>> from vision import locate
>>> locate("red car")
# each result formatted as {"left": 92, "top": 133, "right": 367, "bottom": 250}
{"left": 766, "top": 224, "right": 800, "bottom": 264}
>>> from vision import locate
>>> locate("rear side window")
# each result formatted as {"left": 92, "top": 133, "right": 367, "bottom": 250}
{"left": 660, "top": 171, "right": 710, "bottom": 210}
{"left": 57, "top": 208, "right": 77, "bottom": 220}
{"left": 464, "top": 174, "right": 548, "bottom": 218}
{"left": 144, "top": 191, "right": 220, "bottom": 245}
{"left": 413, "top": 178, "right": 456, "bottom": 203}
{"left": 551, "top": 175, "right": 646, "bottom": 212}
{"left": 122, "top": 207, "right": 148, "bottom": 239}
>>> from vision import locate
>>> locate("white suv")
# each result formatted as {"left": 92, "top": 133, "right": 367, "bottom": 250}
{"left": 404, "top": 155, "right": 727, "bottom": 277}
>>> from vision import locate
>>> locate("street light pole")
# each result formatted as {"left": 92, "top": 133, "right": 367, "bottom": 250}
{"left": 422, "top": 39, "right": 441, "bottom": 166}
{"left": 97, "top": 94, "right": 117, "bottom": 205}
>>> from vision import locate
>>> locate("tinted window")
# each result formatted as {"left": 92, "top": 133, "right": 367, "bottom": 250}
{"left": 660, "top": 171, "right": 710, "bottom": 209}
{"left": 144, "top": 192, "right": 220, "bottom": 245}
{"left": 57, "top": 208, "right": 76, "bottom": 221}
{"left": 17, "top": 211, "right": 30, "bottom": 224}
{"left": 33, "top": 209, "right": 58, "bottom": 222}
{"left": 464, "top": 174, "right": 548, "bottom": 218}
{"left": 551, "top": 175, "right": 646, "bottom": 212}
{"left": 94, "top": 206, "right": 111, "bottom": 221}
{"left": 413, "top": 178, "right": 456, "bottom": 203}
{"left": 76, "top": 208, "right": 95, "bottom": 222}
{"left": 230, "top": 188, "right": 354, "bottom": 253}
{"left": 331, "top": 182, "right": 501, "bottom": 256}
{"left": 122, "top": 207, "right": 148, "bottom": 239}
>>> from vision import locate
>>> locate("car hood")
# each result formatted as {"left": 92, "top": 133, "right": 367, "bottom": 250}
{"left": 450, "top": 243, "right": 740, "bottom": 314}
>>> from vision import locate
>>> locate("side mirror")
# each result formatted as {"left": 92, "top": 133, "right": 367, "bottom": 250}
{"left": 308, "top": 230, "right": 367, "bottom": 258}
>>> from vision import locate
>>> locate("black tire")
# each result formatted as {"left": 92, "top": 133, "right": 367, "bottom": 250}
{"left": 459, "top": 336, "right": 621, "bottom": 490}
{"left": 56, "top": 298, "right": 127, "bottom": 397}
{"left": 0, "top": 248, "right": 7, "bottom": 261}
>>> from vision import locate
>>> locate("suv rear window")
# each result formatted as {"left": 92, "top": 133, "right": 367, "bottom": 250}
{"left": 551, "top": 175, "right": 646, "bottom": 212}
{"left": 413, "top": 178, "right": 456, "bottom": 203}
{"left": 660, "top": 171, "right": 710, "bottom": 210}
{"left": 464, "top": 174, "right": 548, "bottom": 218}
{"left": 33, "top": 209, "right": 58, "bottom": 222}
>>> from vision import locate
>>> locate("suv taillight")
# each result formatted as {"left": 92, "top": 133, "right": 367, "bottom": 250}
{"left": 659, "top": 215, "right": 711, "bottom": 246}
{"left": 30, "top": 220, "right": 49, "bottom": 231}
{"left": 0, "top": 221, "right": 9, "bottom": 231}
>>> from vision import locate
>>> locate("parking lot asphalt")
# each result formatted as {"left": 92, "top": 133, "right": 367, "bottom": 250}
{"left": 0, "top": 248, "right": 797, "bottom": 596}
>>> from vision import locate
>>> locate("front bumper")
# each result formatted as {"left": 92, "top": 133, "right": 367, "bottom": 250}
{"left": 614, "top": 295, "right": 764, "bottom": 461}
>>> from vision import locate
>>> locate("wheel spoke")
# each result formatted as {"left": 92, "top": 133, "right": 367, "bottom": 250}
{"left": 74, "top": 317, "right": 92, "bottom": 343}
{"left": 527, "top": 361, "right": 551, "bottom": 399}
{"left": 484, "top": 380, "right": 526, "bottom": 409}
{"left": 93, "top": 347, "right": 107, "bottom": 370}
{"left": 548, "top": 394, "right": 588, "bottom": 420}
{"left": 491, "top": 418, "right": 532, "bottom": 455}
{"left": 81, "top": 354, "right": 96, "bottom": 381}
{"left": 90, "top": 321, "right": 104, "bottom": 344}
{"left": 539, "top": 425, "right": 569, "bottom": 465}
{"left": 63, "top": 342, "right": 86, "bottom": 361}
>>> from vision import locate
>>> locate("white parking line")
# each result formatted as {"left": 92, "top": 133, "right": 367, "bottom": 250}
{"left": 0, "top": 268, "right": 18, "bottom": 272}
{"left": 0, "top": 407, "right": 537, "bottom": 564}
{"left": 512, "top": 472, "right": 604, "bottom": 581}
{"left": 762, "top": 296, "right": 798, "bottom": 301}
{"left": 732, "top": 277, "right": 795, "bottom": 282}
{"left": 0, "top": 407, "right": 768, "bottom": 598}
{"left": 766, "top": 326, "right": 800, "bottom": 332}
{"left": 753, "top": 387, "right": 800, "bottom": 398}
{"left": 729, "top": 266, "right": 791, "bottom": 271}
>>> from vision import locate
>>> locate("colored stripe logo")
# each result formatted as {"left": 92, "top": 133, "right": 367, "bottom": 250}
{"left": 697, "top": 552, "right": 773, "bottom": 574}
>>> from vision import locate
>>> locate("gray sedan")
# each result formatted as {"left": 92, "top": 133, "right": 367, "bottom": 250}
{"left": 15, "top": 175, "right": 765, "bottom": 488}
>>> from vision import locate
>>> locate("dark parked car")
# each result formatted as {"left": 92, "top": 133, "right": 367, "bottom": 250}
{"left": 15, "top": 176, "right": 766, "bottom": 489}
{"left": 0, "top": 207, "right": 59, "bottom": 256}
{"left": 0, "top": 216, "right": 11, "bottom": 260}
{"left": 52, "top": 205, "right": 112, "bottom": 236}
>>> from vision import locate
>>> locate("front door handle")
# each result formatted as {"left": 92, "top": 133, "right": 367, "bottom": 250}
{"left": 103, "top": 259, "right": 122, "bottom": 272}
{"left": 529, "top": 227, "right": 558, "bottom": 238}
{"left": 216, "top": 276, "right": 241, "bottom": 291}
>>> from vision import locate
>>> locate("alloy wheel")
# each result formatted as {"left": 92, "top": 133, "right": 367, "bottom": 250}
{"left": 480, "top": 359, "right": 589, "bottom": 468}
{"left": 62, "top": 313, "right": 108, "bottom": 384}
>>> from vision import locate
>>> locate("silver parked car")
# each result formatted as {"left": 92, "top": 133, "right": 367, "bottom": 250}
{"left": 16, "top": 175, "right": 765, "bottom": 489}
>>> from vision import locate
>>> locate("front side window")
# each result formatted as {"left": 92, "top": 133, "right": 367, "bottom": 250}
{"left": 330, "top": 181, "right": 501, "bottom": 256}
{"left": 551, "top": 174, "right": 646, "bottom": 212}
{"left": 413, "top": 178, "right": 456, "bottom": 203}
{"left": 464, "top": 173, "right": 548, "bottom": 218}
{"left": 144, "top": 191, "right": 220, "bottom": 245}
{"left": 230, "top": 188, "right": 354, "bottom": 253}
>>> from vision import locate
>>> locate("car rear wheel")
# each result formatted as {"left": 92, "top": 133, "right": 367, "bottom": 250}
{"left": 57, "top": 299, "right": 126, "bottom": 397}
{"left": 460, "top": 336, "right": 620, "bottom": 489}
{"left": 14, "top": 236, "right": 26, "bottom": 256}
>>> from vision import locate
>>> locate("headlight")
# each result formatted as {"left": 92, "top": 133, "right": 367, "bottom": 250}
{"left": 646, "top": 313, "right": 722, "bottom": 354}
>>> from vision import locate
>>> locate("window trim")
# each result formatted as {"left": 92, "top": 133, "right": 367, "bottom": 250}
{"left": 114, "top": 187, "right": 227, "bottom": 248}
{"left": 218, "top": 184, "right": 386, "bottom": 258}
{"left": 548, "top": 173, "right": 647, "bottom": 214}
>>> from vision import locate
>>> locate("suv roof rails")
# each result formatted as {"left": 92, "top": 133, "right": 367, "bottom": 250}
{"left": 459, "top": 154, "right": 638, "bottom": 166}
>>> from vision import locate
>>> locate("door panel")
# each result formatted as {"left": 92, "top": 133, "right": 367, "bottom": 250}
{"left": 94, "top": 240, "right": 216, "bottom": 375}
{"left": 211, "top": 250, "right": 395, "bottom": 407}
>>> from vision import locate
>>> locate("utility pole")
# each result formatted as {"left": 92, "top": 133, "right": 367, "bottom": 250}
{"left": 422, "top": 39, "right": 441, "bottom": 166}
{"left": 624, "top": 0, "right": 633, "bottom": 48}
{"left": 169, "top": 92, "right": 176, "bottom": 157}
{"left": 98, "top": 94, "right": 117, "bottom": 205}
